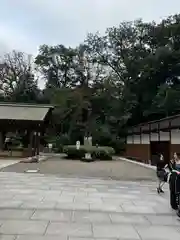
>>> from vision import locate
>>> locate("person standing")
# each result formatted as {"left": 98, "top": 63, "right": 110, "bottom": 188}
{"left": 156, "top": 153, "right": 167, "bottom": 193}
{"left": 174, "top": 153, "right": 180, "bottom": 171}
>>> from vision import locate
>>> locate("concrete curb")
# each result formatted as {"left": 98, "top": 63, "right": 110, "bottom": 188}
{"left": 0, "top": 155, "right": 49, "bottom": 169}
{"left": 38, "top": 155, "right": 49, "bottom": 162}
{"left": 0, "top": 160, "right": 21, "bottom": 169}
{"left": 118, "top": 156, "right": 156, "bottom": 170}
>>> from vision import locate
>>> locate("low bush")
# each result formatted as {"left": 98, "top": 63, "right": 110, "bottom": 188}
{"left": 63, "top": 145, "right": 115, "bottom": 160}
{"left": 47, "top": 134, "right": 70, "bottom": 153}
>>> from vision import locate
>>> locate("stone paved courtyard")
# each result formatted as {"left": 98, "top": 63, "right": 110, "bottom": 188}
{"left": 1, "top": 157, "right": 157, "bottom": 181}
{"left": 0, "top": 171, "right": 180, "bottom": 239}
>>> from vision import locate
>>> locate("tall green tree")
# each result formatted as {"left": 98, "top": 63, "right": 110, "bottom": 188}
{"left": 34, "top": 13, "right": 180, "bottom": 150}
{"left": 0, "top": 50, "right": 40, "bottom": 103}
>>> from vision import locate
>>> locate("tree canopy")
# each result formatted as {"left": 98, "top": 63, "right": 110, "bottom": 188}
{"left": 1, "top": 14, "right": 180, "bottom": 151}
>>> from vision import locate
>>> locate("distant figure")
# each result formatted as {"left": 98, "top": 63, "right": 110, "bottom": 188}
{"left": 169, "top": 157, "right": 176, "bottom": 171}
{"left": 174, "top": 152, "right": 180, "bottom": 171}
{"left": 156, "top": 153, "right": 167, "bottom": 193}
{"left": 4, "top": 137, "right": 11, "bottom": 151}
{"left": 48, "top": 143, "right": 53, "bottom": 153}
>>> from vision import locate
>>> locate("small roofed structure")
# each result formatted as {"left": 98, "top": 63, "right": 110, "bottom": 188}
{"left": 125, "top": 114, "right": 180, "bottom": 165}
{"left": 0, "top": 103, "right": 54, "bottom": 158}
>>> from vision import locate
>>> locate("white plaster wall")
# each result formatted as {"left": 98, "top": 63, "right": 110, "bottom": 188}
{"left": 141, "top": 132, "right": 169, "bottom": 143}
{"left": 171, "top": 130, "right": 180, "bottom": 144}
{"left": 151, "top": 133, "right": 158, "bottom": 141}
{"left": 134, "top": 135, "right": 140, "bottom": 144}
{"left": 127, "top": 136, "right": 133, "bottom": 144}
{"left": 127, "top": 131, "right": 180, "bottom": 144}
{"left": 160, "top": 131, "right": 169, "bottom": 141}
{"left": 142, "top": 134, "right": 149, "bottom": 144}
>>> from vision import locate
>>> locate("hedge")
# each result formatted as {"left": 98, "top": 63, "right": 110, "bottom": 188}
{"left": 63, "top": 145, "right": 115, "bottom": 160}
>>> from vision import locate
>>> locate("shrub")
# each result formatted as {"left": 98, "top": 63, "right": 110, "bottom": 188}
{"left": 110, "top": 137, "right": 126, "bottom": 154}
{"left": 92, "top": 129, "right": 125, "bottom": 154}
{"left": 63, "top": 145, "right": 115, "bottom": 160}
{"left": 48, "top": 134, "right": 70, "bottom": 153}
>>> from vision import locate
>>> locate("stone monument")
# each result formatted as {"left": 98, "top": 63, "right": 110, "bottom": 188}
{"left": 76, "top": 141, "right": 80, "bottom": 150}
{"left": 84, "top": 136, "right": 92, "bottom": 160}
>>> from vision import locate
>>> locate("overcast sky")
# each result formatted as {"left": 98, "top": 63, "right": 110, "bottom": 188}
{"left": 0, "top": 0, "right": 180, "bottom": 55}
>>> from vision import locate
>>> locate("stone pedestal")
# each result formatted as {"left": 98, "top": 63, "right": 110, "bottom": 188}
{"left": 84, "top": 136, "right": 92, "bottom": 160}
{"left": 0, "top": 132, "right": 3, "bottom": 150}
{"left": 84, "top": 136, "right": 92, "bottom": 146}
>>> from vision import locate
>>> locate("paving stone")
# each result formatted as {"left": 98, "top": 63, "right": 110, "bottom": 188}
{"left": 20, "top": 201, "right": 56, "bottom": 209}
{"left": 0, "top": 220, "right": 48, "bottom": 235}
{"left": 132, "top": 200, "right": 160, "bottom": 207}
{"left": 0, "top": 194, "right": 14, "bottom": 200}
{"left": 16, "top": 236, "right": 67, "bottom": 240}
{"left": 135, "top": 225, "right": 180, "bottom": 240}
{"left": 0, "top": 171, "right": 179, "bottom": 239}
{"left": 88, "top": 193, "right": 122, "bottom": 199}
{"left": 74, "top": 197, "right": 103, "bottom": 204}
{"left": 0, "top": 200, "right": 23, "bottom": 208}
{"left": 69, "top": 238, "right": 115, "bottom": 240}
{"left": 102, "top": 198, "right": 132, "bottom": 205}
{"left": 45, "top": 196, "right": 74, "bottom": 203}
{"left": 146, "top": 215, "right": 180, "bottom": 226}
{"left": 0, "top": 209, "right": 34, "bottom": 219}
{"left": 0, "top": 220, "right": 4, "bottom": 227}
{"left": 61, "top": 191, "right": 87, "bottom": 197}
{"left": 72, "top": 211, "right": 111, "bottom": 223}
{"left": 92, "top": 224, "right": 140, "bottom": 239}
{"left": 46, "top": 222, "right": 92, "bottom": 237}
{"left": 110, "top": 213, "right": 149, "bottom": 225}
{"left": 90, "top": 203, "right": 122, "bottom": 213}
{"left": 115, "top": 194, "right": 139, "bottom": 200}
{"left": 8, "top": 189, "right": 34, "bottom": 194}
{"left": 121, "top": 204, "right": 156, "bottom": 214}
{"left": 13, "top": 194, "right": 44, "bottom": 201}
{"left": 31, "top": 210, "right": 72, "bottom": 221}
{"left": 153, "top": 205, "right": 174, "bottom": 214}
{"left": 56, "top": 187, "right": 78, "bottom": 192}
{"left": 56, "top": 203, "right": 89, "bottom": 211}
{"left": 42, "top": 191, "right": 61, "bottom": 198}
{"left": 0, "top": 236, "right": 16, "bottom": 240}
{"left": 78, "top": 188, "right": 98, "bottom": 192}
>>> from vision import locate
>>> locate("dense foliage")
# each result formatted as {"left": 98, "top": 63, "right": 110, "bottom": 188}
{"left": 63, "top": 145, "right": 115, "bottom": 160}
{"left": 1, "top": 14, "right": 180, "bottom": 152}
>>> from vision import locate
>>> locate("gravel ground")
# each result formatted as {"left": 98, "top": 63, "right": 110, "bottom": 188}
{"left": 0, "top": 157, "right": 157, "bottom": 181}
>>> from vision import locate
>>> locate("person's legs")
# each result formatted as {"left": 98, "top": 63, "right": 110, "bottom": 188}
{"left": 177, "top": 195, "right": 180, "bottom": 217}
{"left": 175, "top": 174, "right": 180, "bottom": 216}
{"left": 159, "top": 182, "right": 165, "bottom": 192}
{"left": 157, "top": 170, "right": 166, "bottom": 193}
{"left": 157, "top": 180, "right": 164, "bottom": 193}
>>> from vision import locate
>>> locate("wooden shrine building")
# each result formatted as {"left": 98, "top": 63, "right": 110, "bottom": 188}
{"left": 125, "top": 114, "right": 180, "bottom": 165}
{"left": 0, "top": 103, "right": 54, "bottom": 158}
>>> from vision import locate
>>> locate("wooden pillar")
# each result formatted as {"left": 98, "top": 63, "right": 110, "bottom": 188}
{"left": 158, "top": 123, "right": 160, "bottom": 142}
{"left": 0, "top": 132, "right": 3, "bottom": 150}
{"left": 132, "top": 129, "right": 134, "bottom": 144}
{"left": 169, "top": 121, "right": 172, "bottom": 158}
{"left": 30, "top": 131, "right": 37, "bottom": 157}
{"left": 169, "top": 121, "right": 172, "bottom": 143}
{"left": 33, "top": 132, "right": 37, "bottom": 156}
{"left": 28, "top": 131, "right": 34, "bottom": 157}
{"left": 36, "top": 132, "right": 40, "bottom": 156}
{"left": 28, "top": 132, "right": 33, "bottom": 157}
{"left": 140, "top": 127, "right": 142, "bottom": 144}
{"left": 149, "top": 124, "right": 151, "bottom": 142}
{"left": 149, "top": 124, "right": 151, "bottom": 165}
